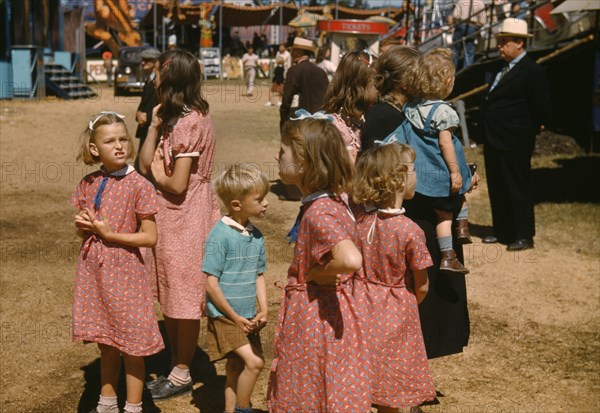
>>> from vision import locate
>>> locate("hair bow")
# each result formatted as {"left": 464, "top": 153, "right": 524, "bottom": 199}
{"left": 88, "top": 111, "right": 126, "bottom": 132}
{"left": 290, "top": 109, "right": 334, "bottom": 123}
{"left": 373, "top": 132, "right": 402, "bottom": 146}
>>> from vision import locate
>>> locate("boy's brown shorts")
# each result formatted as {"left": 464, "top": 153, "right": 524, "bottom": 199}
{"left": 206, "top": 316, "right": 263, "bottom": 361}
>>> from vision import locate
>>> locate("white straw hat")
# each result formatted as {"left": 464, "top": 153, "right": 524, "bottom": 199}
{"left": 496, "top": 18, "right": 533, "bottom": 38}
{"left": 292, "top": 37, "right": 318, "bottom": 54}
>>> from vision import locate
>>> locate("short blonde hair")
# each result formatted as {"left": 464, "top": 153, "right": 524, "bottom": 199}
{"left": 282, "top": 118, "right": 353, "bottom": 195}
{"left": 415, "top": 47, "right": 455, "bottom": 100}
{"left": 215, "top": 163, "right": 270, "bottom": 207}
{"left": 353, "top": 143, "right": 415, "bottom": 208}
{"left": 77, "top": 112, "right": 135, "bottom": 165}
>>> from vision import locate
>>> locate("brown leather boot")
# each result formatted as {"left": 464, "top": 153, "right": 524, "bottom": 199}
{"left": 440, "top": 249, "right": 469, "bottom": 274}
{"left": 456, "top": 219, "right": 472, "bottom": 244}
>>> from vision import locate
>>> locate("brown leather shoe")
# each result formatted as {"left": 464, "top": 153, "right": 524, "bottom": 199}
{"left": 440, "top": 249, "right": 470, "bottom": 274}
{"left": 456, "top": 219, "right": 472, "bottom": 244}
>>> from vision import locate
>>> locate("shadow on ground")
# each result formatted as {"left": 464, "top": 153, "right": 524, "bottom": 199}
{"left": 532, "top": 156, "right": 600, "bottom": 204}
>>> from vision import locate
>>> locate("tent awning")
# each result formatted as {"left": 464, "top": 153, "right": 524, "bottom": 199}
{"left": 140, "top": 3, "right": 404, "bottom": 28}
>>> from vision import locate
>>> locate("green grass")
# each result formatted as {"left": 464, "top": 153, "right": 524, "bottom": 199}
{"left": 463, "top": 147, "right": 600, "bottom": 258}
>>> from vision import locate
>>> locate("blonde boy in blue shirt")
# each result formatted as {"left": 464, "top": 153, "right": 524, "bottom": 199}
{"left": 203, "top": 163, "right": 269, "bottom": 413}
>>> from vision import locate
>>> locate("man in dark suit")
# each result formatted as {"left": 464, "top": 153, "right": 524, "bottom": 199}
{"left": 134, "top": 48, "right": 160, "bottom": 170}
{"left": 279, "top": 37, "right": 329, "bottom": 129}
{"left": 479, "top": 18, "right": 551, "bottom": 251}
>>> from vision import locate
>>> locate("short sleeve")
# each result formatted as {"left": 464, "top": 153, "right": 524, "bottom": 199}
{"left": 404, "top": 223, "right": 433, "bottom": 271}
{"left": 431, "top": 103, "right": 460, "bottom": 131}
{"left": 171, "top": 112, "right": 206, "bottom": 159}
{"left": 307, "top": 211, "right": 353, "bottom": 265}
{"left": 70, "top": 177, "right": 89, "bottom": 210}
{"left": 134, "top": 176, "right": 159, "bottom": 217}
{"left": 257, "top": 236, "right": 266, "bottom": 274}
{"left": 202, "top": 226, "right": 226, "bottom": 278}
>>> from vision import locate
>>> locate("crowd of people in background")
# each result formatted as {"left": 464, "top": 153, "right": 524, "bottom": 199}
{"left": 72, "top": 10, "right": 550, "bottom": 412}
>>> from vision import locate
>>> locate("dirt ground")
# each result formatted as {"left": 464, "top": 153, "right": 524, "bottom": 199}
{"left": 1, "top": 83, "right": 599, "bottom": 413}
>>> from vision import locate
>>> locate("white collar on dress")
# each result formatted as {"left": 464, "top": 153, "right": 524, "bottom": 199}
{"left": 301, "top": 190, "right": 332, "bottom": 204}
{"left": 365, "top": 203, "right": 405, "bottom": 216}
{"left": 101, "top": 164, "right": 135, "bottom": 177}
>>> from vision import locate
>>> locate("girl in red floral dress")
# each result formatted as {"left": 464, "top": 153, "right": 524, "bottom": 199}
{"left": 72, "top": 112, "right": 164, "bottom": 413}
{"left": 352, "top": 142, "right": 437, "bottom": 413}
{"left": 268, "top": 111, "right": 371, "bottom": 413}
{"left": 138, "top": 49, "right": 221, "bottom": 400}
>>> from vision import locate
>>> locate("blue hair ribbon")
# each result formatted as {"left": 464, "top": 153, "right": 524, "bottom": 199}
{"left": 290, "top": 109, "right": 334, "bottom": 123}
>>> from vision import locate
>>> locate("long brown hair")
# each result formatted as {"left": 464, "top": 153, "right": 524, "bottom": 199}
{"left": 282, "top": 119, "right": 353, "bottom": 194}
{"left": 372, "top": 45, "right": 421, "bottom": 100}
{"left": 156, "top": 49, "right": 209, "bottom": 129}
{"left": 322, "top": 50, "right": 375, "bottom": 122}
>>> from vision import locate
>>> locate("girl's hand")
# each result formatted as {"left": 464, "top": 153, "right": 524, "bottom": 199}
{"left": 450, "top": 171, "right": 462, "bottom": 192}
{"left": 235, "top": 316, "right": 255, "bottom": 334}
{"left": 306, "top": 268, "right": 342, "bottom": 286}
{"left": 150, "top": 104, "right": 162, "bottom": 128}
{"left": 84, "top": 208, "right": 114, "bottom": 241}
{"left": 150, "top": 147, "right": 166, "bottom": 181}
{"left": 468, "top": 172, "right": 480, "bottom": 192}
{"left": 74, "top": 210, "right": 94, "bottom": 232}
{"left": 250, "top": 311, "right": 268, "bottom": 332}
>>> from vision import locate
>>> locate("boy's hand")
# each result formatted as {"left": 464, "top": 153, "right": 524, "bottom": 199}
{"left": 250, "top": 311, "right": 268, "bottom": 332}
{"left": 450, "top": 171, "right": 462, "bottom": 192}
{"left": 235, "top": 316, "right": 255, "bottom": 334}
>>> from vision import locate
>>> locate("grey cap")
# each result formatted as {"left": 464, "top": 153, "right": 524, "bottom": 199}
{"left": 140, "top": 48, "right": 161, "bottom": 60}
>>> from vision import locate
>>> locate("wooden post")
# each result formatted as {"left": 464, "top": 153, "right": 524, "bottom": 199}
{"left": 456, "top": 99, "right": 472, "bottom": 147}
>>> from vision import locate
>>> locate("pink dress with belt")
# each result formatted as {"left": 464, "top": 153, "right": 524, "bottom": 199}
{"left": 354, "top": 206, "right": 436, "bottom": 408}
{"left": 268, "top": 195, "right": 372, "bottom": 413}
{"left": 146, "top": 110, "right": 221, "bottom": 319}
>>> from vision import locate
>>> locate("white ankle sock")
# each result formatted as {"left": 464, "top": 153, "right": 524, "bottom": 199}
{"left": 97, "top": 395, "right": 119, "bottom": 413}
{"left": 168, "top": 366, "right": 191, "bottom": 386}
{"left": 124, "top": 401, "right": 143, "bottom": 413}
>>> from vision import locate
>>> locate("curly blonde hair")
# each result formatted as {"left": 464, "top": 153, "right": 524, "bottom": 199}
{"left": 372, "top": 45, "right": 421, "bottom": 100}
{"left": 352, "top": 143, "right": 415, "bottom": 208}
{"left": 415, "top": 47, "right": 455, "bottom": 100}
{"left": 281, "top": 118, "right": 353, "bottom": 195}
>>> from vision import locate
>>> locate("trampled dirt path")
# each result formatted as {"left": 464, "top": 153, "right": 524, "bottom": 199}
{"left": 1, "top": 83, "right": 598, "bottom": 413}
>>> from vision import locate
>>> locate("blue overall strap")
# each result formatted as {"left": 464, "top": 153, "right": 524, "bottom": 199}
{"left": 423, "top": 101, "right": 443, "bottom": 136}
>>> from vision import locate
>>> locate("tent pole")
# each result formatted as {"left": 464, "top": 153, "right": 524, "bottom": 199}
{"left": 219, "top": 1, "right": 223, "bottom": 79}
{"left": 153, "top": 0, "right": 157, "bottom": 48}
{"left": 279, "top": 2, "right": 283, "bottom": 44}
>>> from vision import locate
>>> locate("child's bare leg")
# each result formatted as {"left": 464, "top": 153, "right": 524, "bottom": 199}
{"left": 456, "top": 197, "right": 472, "bottom": 243}
{"left": 435, "top": 208, "right": 469, "bottom": 274}
{"left": 232, "top": 343, "right": 264, "bottom": 408}
{"left": 435, "top": 209, "right": 453, "bottom": 239}
{"left": 123, "top": 354, "right": 144, "bottom": 412}
{"left": 99, "top": 343, "right": 120, "bottom": 397}
{"left": 174, "top": 318, "right": 200, "bottom": 370}
{"left": 97, "top": 343, "right": 121, "bottom": 413}
{"left": 123, "top": 354, "right": 144, "bottom": 403}
{"left": 163, "top": 315, "right": 179, "bottom": 365}
{"left": 224, "top": 355, "right": 244, "bottom": 412}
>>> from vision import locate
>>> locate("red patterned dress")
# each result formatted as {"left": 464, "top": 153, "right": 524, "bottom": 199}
{"left": 268, "top": 195, "right": 372, "bottom": 413}
{"left": 145, "top": 110, "right": 221, "bottom": 319}
{"left": 354, "top": 206, "right": 436, "bottom": 408}
{"left": 71, "top": 166, "right": 164, "bottom": 356}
